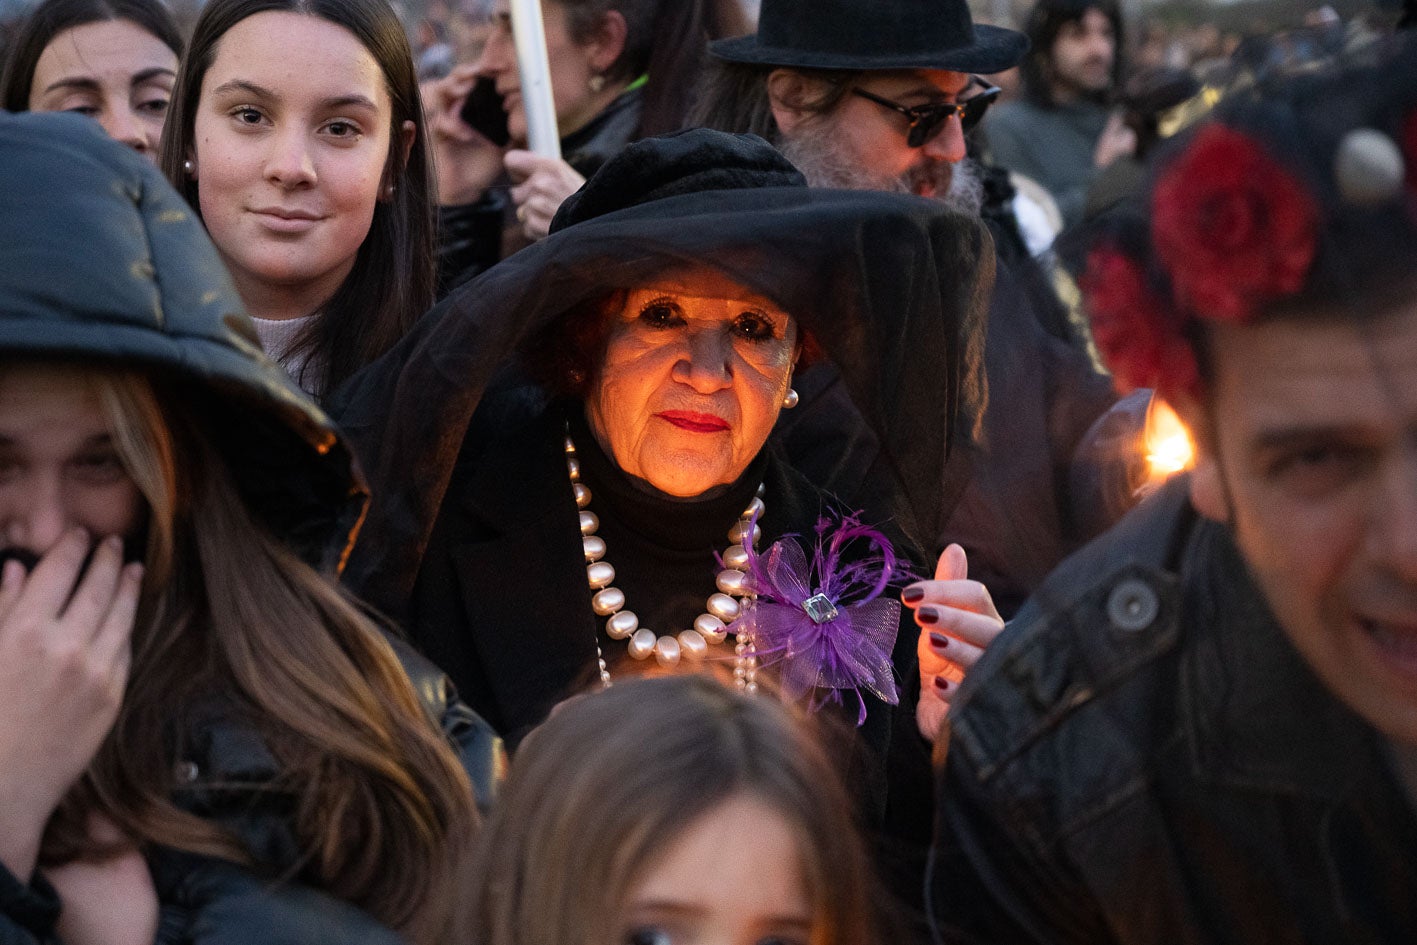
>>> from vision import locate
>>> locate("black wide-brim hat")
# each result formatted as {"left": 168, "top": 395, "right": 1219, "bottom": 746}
{"left": 0, "top": 112, "right": 366, "bottom": 571}
{"left": 710, "top": 0, "right": 1028, "bottom": 75}
{"left": 332, "top": 130, "right": 994, "bottom": 617}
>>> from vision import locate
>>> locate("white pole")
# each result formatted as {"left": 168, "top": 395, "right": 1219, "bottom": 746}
{"left": 508, "top": 0, "right": 562, "bottom": 158}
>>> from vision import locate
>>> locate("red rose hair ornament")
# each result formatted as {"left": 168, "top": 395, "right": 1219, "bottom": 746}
{"left": 1081, "top": 246, "right": 1200, "bottom": 399}
{"left": 1151, "top": 124, "right": 1320, "bottom": 322}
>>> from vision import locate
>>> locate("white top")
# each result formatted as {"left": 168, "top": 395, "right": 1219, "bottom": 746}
{"left": 251, "top": 313, "right": 324, "bottom": 397}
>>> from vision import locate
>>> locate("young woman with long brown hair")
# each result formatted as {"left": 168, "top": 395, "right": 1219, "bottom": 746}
{"left": 0, "top": 110, "right": 486, "bottom": 945}
{"left": 158, "top": 0, "right": 437, "bottom": 400}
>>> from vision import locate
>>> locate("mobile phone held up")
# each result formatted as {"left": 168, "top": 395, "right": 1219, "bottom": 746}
{"left": 459, "top": 76, "right": 511, "bottom": 148}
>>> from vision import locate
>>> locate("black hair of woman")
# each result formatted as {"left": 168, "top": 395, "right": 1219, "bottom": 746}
{"left": 470, "top": 672, "right": 882, "bottom": 945}
{"left": 158, "top": 0, "right": 437, "bottom": 400}
{"left": 557, "top": 0, "right": 713, "bottom": 138}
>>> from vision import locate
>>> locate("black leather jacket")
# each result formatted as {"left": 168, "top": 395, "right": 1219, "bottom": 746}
{"left": 931, "top": 476, "right": 1417, "bottom": 944}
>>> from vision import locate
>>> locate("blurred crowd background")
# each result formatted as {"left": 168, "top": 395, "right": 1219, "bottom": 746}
{"left": 3, "top": 0, "right": 1407, "bottom": 92}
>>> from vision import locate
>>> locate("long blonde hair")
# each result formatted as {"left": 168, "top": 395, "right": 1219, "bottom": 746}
{"left": 41, "top": 368, "right": 477, "bottom": 943}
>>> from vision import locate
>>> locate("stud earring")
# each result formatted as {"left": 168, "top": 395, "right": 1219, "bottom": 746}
{"left": 588, "top": 74, "right": 606, "bottom": 93}
{"left": 382, "top": 182, "right": 396, "bottom": 200}
{"left": 783, "top": 388, "right": 799, "bottom": 409}
{"left": 183, "top": 159, "right": 195, "bottom": 176}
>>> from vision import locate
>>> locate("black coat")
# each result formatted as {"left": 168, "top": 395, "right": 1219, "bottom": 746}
{"left": 408, "top": 399, "right": 923, "bottom": 800}
{"left": 409, "top": 396, "right": 936, "bottom": 932}
{"left": 931, "top": 476, "right": 1417, "bottom": 944}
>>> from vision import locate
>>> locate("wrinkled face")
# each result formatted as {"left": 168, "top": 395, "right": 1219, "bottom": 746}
{"left": 191, "top": 11, "right": 398, "bottom": 311}
{"left": 585, "top": 270, "right": 798, "bottom": 497}
{"left": 0, "top": 365, "right": 143, "bottom": 560}
{"left": 28, "top": 19, "right": 177, "bottom": 161}
{"left": 476, "top": 0, "right": 602, "bottom": 144}
{"left": 1050, "top": 8, "right": 1115, "bottom": 98}
{"left": 1190, "top": 302, "right": 1417, "bottom": 745}
{"left": 807, "top": 69, "right": 970, "bottom": 199}
{"left": 613, "top": 794, "right": 815, "bottom": 945}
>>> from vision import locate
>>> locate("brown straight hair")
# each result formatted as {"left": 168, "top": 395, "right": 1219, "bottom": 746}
{"left": 157, "top": 0, "right": 435, "bottom": 400}
{"left": 470, "top": 673, "right": 881, "bottom": 945}
{"left": 38, "top": 368, "right": 477, "bottom": 944}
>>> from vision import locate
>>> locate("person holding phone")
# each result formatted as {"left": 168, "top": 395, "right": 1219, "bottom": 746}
{"left": 426, "top": 0, "right": 714, "bottom": 293}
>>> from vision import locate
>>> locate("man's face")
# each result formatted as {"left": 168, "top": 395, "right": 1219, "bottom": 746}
{"left": 775, "top": 69, "right": 971, "bottom": 200}
{"left": 1049, "top": 8, "right": 1115, "bottom": 99}
{"left": 1188, "top": 301, "right": 1417, "bottom": 744}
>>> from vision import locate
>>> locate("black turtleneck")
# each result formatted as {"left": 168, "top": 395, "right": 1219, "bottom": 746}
{"left": 566, "top": 406, "right": 768, "bottom": 656}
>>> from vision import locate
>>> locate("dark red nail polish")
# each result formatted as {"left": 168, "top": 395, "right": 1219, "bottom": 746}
{"left": 934, "top": 676, "right": 951, "bottom": 692}
{"left": 929, "top": 632, "right": 949, "bottom": 649}
{"left": 917, "top": 606, "right": 939, "bottom": 625}
{"left": 902, "top": 586, "right": 924, "bottom": 603}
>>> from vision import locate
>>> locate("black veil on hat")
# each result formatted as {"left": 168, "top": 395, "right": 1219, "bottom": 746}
{"left": 0, "top": 111, "right": 365, "bottom": 570}
{"left": 331, "top": 130, "right": 994, "bottom": 617}
{"left": 709, "top": 0, "right": 1028, "bottom": 76}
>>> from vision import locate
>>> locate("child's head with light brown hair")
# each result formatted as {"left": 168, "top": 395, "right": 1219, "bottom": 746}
{"left": 470, "top": 672, "right": 881, "bottom": 945}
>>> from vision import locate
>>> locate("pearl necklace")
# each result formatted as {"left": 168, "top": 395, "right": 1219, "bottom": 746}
{"left": 564, "top": 433, "right": 760, "bottom": 691}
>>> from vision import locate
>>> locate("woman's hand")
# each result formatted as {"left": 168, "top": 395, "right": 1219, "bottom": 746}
{"left": 0, "top": 530, "right": 143, "bottom": 880}
{"left": 44, "top": 814, "right": 158, "bottom": 945}
{"left": 902, "top": 543, "right": 1003, "bottom": 743}
{"left": 505, "top": 150, "right": 586, "bottom": 241}
{"left": 424, "top": 64, "right": 506, "bottom": 206}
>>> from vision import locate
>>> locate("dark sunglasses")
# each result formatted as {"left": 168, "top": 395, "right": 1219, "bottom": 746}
{"left": 851, "top": 80, "right": 1002, "bottom": 147}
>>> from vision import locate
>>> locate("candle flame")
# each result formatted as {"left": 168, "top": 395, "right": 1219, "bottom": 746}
{"left": 1144, "top": 397, "right": 1195, "bottom": 479}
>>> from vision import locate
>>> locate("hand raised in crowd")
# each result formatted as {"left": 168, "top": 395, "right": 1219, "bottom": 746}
{"left": 0, "top": 530, "right": 143, "bottom": 882}
{"left": 44, "top": 813, "right": 158, "bottom": 945}
{"left": 1093, "top": 109, "right": 1138, "bottom": 169}
{"left": 903, "top": 543, "right": 1003, "bottom": 743}
{"left": 424, "top": 63, "right": 507, "bottom": 207}
{"left": 505, "top": 149, "right": 586, "bottom": 241}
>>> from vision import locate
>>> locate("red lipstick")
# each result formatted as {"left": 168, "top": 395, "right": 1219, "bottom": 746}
{"left": 657, "top": 410, "right": 729, "bottom": 433}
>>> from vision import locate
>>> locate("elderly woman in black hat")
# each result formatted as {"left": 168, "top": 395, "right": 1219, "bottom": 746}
{"left": 335, "top": 129, "right": 1003, "bottom": 849}
{"left": 0, "top": 111, "right": 493, "bottom": 945}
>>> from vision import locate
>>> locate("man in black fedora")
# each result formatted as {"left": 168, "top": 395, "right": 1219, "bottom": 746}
{"left": 696, "top": 0, "right": 1027, "bottom": 205}
{"left": 693, "top": 0, "right": 1126, "bottom": 623}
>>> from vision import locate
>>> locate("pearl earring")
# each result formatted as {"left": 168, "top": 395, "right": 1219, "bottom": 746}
{"left": 588, "top": 74, "right": 606, "bottom": 93}
{"left": 183, "top": 159, "right": 194, "bottom": 175}
{"left": 783, "top": 388, "right": 799, "bottom": 409}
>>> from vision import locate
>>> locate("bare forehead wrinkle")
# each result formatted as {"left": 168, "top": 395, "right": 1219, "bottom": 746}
{"left": 1218, "top": 315, "right": 1417, "bottom": 432}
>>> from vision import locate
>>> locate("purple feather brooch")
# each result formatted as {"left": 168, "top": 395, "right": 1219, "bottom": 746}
{"left": 727, "top": 512, "right": 906, "bottom": 724}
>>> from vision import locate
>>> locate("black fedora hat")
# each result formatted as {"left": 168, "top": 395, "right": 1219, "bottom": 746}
{"left": 710, "top": 0, "right": 1028, "bottom": 75}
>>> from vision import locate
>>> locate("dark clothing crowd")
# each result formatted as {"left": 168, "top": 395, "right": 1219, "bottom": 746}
{"left": 1, "top": 0, "right": 1416, "bottom": 943}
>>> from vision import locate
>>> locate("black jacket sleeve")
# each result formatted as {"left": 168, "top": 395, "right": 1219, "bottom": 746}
{"left": 0, "top": 866, "right": 59, "bottom": 945}
{"left": 151, "top": 851, "right": 405, "bottom": 945}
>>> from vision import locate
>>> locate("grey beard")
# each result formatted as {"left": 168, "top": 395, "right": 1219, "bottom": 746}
{"left": 778, "top": 127, "right": 985, "bottom": 217}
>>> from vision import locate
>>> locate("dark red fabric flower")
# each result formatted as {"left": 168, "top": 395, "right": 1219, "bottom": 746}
{"left": 1151, "top": 124, "right": 1319, "bottom": 322}
{"left": 1081, "top": 246, "right": 1199, "bottom": 399}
